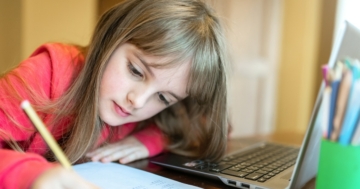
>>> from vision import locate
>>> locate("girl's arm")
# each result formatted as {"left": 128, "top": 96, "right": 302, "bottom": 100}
{"left": 0, "top": 45, "right": 57, "bottom": 188}
{"left": 131, "top": 123, "right": 166, "bottom": 157}
{"left": 86, "top": 123, "right": 167, "bottom": 163}
{"left": 0, "top": 149, "right": 56, "bottom": 188}
{"left": 0, "top": 43, "right": 85, "bottom": 188}
{"left": 0, "top": 149, "right": 99, "bottom": 189}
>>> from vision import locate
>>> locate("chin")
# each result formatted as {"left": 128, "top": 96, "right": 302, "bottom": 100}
{"left": 103, "top": 120, "right": 125, "bottom": 127}
{"left": 99, "top": 115, "right": 124, "bottom": 127}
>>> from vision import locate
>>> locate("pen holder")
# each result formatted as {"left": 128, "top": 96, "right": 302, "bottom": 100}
{"left": 316, "top": 139, "right": 360, "bottom": 189}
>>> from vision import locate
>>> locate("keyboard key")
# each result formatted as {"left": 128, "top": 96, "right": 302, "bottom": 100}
{"left": 245, "top": 173, "right": 263, "bottom": 180}
{"left": 209, "top": 164, "right": 232, "bottom": 172}
{"left": 257, "top": 177, "right": 267, "bottom": 182}
{"left": 221, "top": 170, "right": 249, "bottom": 178}
{"left": 240, "top": 168, "right": 255, "bottom": 173}
{"left": 263, "top": 175, "right": 271, "bottom": 179}
{"left": 256, "top": 170, "right": 269, "bottom": 174}
{"left": 229, "top": 166, "right": 241, "bottom": 171}
{"left": 254, "top": 164, "right": 265, "bottom": 168}
{"left": 247, "top": 166, "right": 259, "bottom": 170}
{"left": 273, "top": 170, "right": 280, "bottom": 174}
{"left": 262, "top": 167, "right": 273, "bottom": 172}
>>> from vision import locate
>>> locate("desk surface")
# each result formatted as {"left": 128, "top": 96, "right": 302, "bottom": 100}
{"left": 128, "top": 132, "right": 316, "bottom": 189}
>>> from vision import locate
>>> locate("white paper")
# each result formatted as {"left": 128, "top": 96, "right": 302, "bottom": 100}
{"left": 73, "top": 162, "right": 202, "bottom": 189}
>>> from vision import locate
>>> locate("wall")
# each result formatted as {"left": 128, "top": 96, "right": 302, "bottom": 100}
{"left": 21, "top": 0, "right": 97, "bottom": 59}
{"left": 0, "top": 1, "right": 21, "bottom": 74}
{"left": 0, "top": 0, "right": 97, "bottom": 75}
{"left": 212, "top": 0, "right": 282, "bottom": 137}
{"left": 275, "top": 0, "right": 337, "bottom": 134}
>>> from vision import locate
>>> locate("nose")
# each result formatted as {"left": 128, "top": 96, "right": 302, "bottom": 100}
{"left": 127, "top": 87, "right": 153, "bottom": 109}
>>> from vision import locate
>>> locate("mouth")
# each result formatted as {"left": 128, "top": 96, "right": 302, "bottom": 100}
{"left": 113, "top": 101, "right": 131, "bottom": 117}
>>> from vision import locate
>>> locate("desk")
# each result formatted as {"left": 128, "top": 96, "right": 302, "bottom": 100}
{"left": 128, "top": 132, "right": 316, "bottom": 189}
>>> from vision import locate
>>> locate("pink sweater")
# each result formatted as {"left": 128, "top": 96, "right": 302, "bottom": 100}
{"left": 0, "top": 43, "right": 165, "bottom": 189}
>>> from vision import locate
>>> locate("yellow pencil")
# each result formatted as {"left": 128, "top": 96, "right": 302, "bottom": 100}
{"left": 21, "top": 100, "right": 72, "bottom": 169}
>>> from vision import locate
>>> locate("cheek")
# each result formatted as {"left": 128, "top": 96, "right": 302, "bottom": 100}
{"left": 101, "top": 68, "right": 128, "bottom": 94}
{"left": 141, "top": 103, "right": 166, "bottom": 118}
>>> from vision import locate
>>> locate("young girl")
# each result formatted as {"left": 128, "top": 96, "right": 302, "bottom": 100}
{"left": 0, "top": 0, "right": 229, "bottom": 188}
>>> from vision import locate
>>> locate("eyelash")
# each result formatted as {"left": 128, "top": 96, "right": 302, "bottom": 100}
{"left": 128, "top": 62, "right": 169, "bottom": 106}
{"left": 128, "top": 62, "right": 143, "bottom": 78}
{"left": 157, "top": 92, "right": 169, "bottom": 106}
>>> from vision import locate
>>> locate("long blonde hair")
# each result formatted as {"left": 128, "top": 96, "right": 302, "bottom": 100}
{"left": 4, "top": 0, "right": 229, "bottom": 163}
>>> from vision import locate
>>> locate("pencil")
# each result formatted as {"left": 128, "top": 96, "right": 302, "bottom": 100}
{"left": 21, "top": 100, "right": 72, "bottom": 169}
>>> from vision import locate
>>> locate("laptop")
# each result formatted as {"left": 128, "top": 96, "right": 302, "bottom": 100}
{"left": 150, "top": 21, "right": 360, "bottom": 189}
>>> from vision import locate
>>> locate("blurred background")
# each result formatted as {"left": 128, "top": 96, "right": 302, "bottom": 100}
{"left": 0, "top": 0, "right": 359, "bottom": 138}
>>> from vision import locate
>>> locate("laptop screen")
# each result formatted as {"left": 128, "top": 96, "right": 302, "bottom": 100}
{"left": 289, "top": 21, "right": 360, "bottom": 189}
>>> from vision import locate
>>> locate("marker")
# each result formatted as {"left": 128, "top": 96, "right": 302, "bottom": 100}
{"left": 322, "top": 65, "right": 330, "bottom": 86}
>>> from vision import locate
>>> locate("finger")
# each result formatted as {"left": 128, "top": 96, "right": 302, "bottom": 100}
{"left": 89, "top": 145, "right": 127, "bottom": 162}
{"left": 100, "top": 147, "right": 138, "bottom": 163}
{"left": 87, "top": 136, "right": 141, "bottom": 157}
{"left": 86, "top": 143, "right": 121, "bottom": 157}
{"left": 119, "top": 147, "right": 149, "bottom": 164}
{"left": 33, "top": 166, "right": 100, "bottom": 189}
{"left": 119, "top": 149, "right": 149, "bottom": 164}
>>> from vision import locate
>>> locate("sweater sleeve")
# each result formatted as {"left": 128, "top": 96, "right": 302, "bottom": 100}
{"left": 0, "top": 47, "right": 54, "bottom": 189}
{"left": 132, "top": 124, "right": 167, "bottom": 157}
{"left": 0, "top": 43, "right": 82, "bottom": 189}
{"left": 0, "top": 149, "right": 57, "bottom": 189}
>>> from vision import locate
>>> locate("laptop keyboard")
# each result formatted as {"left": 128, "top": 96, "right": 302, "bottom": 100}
{"left": 193, "top": 143, "right": 299, "bottom": 183}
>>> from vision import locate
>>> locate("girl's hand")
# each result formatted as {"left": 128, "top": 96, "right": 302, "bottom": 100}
{"left": 32, "top": 165, "right": 99, "bottom": 189}
{"left": 86, "top": 136, "right": 149, "bottom": 164}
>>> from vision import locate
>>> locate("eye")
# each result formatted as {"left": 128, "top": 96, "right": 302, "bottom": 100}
{"left": 157, "top": 92, "right": 170, "bottom": 106}
{"left": 128, "top": 62, "right": 143, "bottom": 78}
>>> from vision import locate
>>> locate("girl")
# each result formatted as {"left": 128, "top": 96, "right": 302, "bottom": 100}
{"left": 0, "top": 0, "right": 229, "bottom": 188}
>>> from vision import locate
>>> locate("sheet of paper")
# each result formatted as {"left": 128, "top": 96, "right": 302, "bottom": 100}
{"left": 73, "top": 162, "right": 202, "bottom": 189}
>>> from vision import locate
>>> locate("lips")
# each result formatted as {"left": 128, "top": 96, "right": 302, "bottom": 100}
{"left": 114, "top": 101, "right": 131, "bottom": 117}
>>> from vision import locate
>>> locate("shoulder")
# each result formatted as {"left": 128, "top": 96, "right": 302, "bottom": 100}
{"left": 21, "top": 43, "right": 85, "bottom": 99}
{"left": 29, "top": 43, "right": 84, "bottom": 66}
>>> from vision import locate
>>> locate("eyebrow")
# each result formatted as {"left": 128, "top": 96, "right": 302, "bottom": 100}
{"left": 134, "top": 52, "right": 184, "bottom": 102}
{"left": 134, "top": 52, "right": 154, "bottom": 77}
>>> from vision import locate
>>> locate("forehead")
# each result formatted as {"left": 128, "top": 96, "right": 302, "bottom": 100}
{"left": 128, "top": 44, "right": 191, "bottom": 96}
{"left": 152, "top": 61, "right": 190, "bottom": 85}
{"left": 148, "top": 56, "right": 190, "bottom": 97}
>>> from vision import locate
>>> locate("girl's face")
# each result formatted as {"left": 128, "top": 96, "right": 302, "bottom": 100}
{"left": 99, "top": 43, "right": 190, "bottom": 126}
